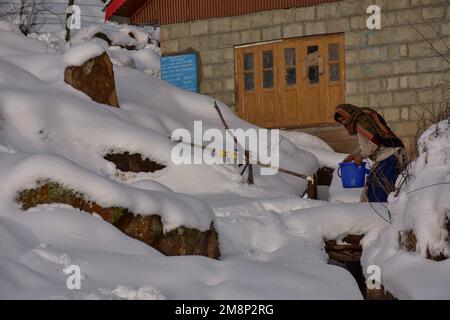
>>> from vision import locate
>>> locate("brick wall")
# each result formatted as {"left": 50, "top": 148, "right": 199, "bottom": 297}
{"left": 160, "top": 0, "right": 450, "bottom": 154}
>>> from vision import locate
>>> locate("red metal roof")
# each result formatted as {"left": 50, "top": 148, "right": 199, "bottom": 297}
{"left": 106, "top": 0, "right": 148, "bottom": 21}
{"left": 107, "top": 0, "right": 341, "bottom": 25}
{"left": 105, "top": 0, "right": 125, "bottom": 21}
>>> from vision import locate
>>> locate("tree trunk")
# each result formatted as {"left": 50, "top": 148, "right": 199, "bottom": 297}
{"left": 19, "top": 0, "right": 28, "bottom": 35}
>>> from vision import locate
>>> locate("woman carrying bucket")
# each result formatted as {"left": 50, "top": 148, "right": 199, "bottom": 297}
{"left": 334, "top": 104, "right": 406, "bottom": 202}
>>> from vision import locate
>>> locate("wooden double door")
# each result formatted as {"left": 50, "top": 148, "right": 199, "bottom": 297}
{"left": 235, "top": 33, "right": 345, "bottom": 128}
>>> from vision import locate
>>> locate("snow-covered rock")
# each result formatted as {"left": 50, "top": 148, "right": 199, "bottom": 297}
{"left": 63, "top": 41, "right": 120, "bottom": 108}
{"left": 70, "top": 26, "right": 161, "bottom": 77}
{"left": 362, "top": 119, "right": 450, "bottom": 299}
{"left": 63, "top": 42, "right": 106, "bottom": 67}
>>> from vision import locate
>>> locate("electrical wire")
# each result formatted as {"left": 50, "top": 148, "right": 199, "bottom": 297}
{"left": 368, "top": 182, "right": 450, "bottom": 224}
{"left": 406, "top": 182, "right": 450, "bottom": 195}
{"left": 368, "top": 201, "right": 392, "bottom": 224}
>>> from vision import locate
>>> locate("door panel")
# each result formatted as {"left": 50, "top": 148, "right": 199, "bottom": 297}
{"left": 302, "top": 39, "right": 324, "bottom": 126}
{"left": 323, "top": 35, "right": 346, "bottom": 124}
{"left": 280, "top": 41, "right": 300, "bottom": 127}
{"left": 235, "top": 33, "right": 345, "bottom": 129}
{"left": 237, "top": 48, "right": 259, "bottom": 126}
{"left": 258, "top": 44, "right": 279, "bottom": 127}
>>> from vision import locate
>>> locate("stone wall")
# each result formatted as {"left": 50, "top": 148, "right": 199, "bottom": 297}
{"left": 161, "top": 0, "right": 450, "bottom": 153}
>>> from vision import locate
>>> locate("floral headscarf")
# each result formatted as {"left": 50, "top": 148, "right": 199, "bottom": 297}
{"left": 335, "top": 104, "right": 404, "bottom": 148}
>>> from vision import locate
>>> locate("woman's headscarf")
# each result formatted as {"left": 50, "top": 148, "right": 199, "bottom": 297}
{"left": 335, "top": 104, "right": 404, "bottom": 148}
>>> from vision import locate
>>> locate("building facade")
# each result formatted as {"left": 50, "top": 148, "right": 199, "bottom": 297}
{"left": 109, "top": 0, "right": 450, "bottom": 153}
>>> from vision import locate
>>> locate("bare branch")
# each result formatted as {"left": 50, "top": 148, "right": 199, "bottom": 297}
{"left": 399, "top": 16, "right": 450, "bottom": 65}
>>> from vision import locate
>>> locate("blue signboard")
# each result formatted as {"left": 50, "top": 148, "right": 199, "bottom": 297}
{"left": 161, "top": 53, "right": 198, "bottom": 93}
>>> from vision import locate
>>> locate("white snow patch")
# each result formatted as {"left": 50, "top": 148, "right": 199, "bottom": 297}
{"left": 63, "top": 42, "right": 105, "bottom": 67}
{"left": 362, "top": 119, "right": 450, "bottom": 299}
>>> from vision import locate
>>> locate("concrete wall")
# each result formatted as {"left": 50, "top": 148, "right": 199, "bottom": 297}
{"left": 160, "top": 0, "right": 450, "bottom": 153}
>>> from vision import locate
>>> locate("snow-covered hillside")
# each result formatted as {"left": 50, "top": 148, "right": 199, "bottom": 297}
{"left": 0, "top": 19, "right": 448, "bottom": 300}
{"left": 0, "top": 21, "right": 359, "bottom": 300}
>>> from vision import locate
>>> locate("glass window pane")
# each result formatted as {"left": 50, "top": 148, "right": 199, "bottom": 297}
{"left": 263, "top": 51, "right": 273, "bottom": 69}
{"left": 308, "top": 65, "right": 319, "bottom": 84}
{"left": 263, "top": 70, "right": 273, "bottom": 88}
{"left": 307, "top": 45, "right": 319, "bottom": 55}
{"left": 244, "top": 53, "right": 253, "bottom": 71}
{"left": 244, "top": 73, "right": 254, "bottom": 91}
{"left": 286, "top": 68, "right": 296, "bottom": 86}
{"left": 285, "top": 48, "right": 296, "bottom": 66}
{"left": 329, "top": 63, "right": 340, "bottom": 81}
{"left": 329, "top": 43, "right": 339, "bottom": 61}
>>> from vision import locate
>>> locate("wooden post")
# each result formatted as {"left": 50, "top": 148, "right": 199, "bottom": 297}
{"left": 307, "top": 174, "right": 317, "bottom": 199}
{"left": 213, "top": 101, "right": 254, "bottom": 185}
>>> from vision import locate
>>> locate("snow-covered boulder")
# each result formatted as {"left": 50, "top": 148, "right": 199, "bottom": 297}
{"left": 71, "top": 26, "right": 148, "bottom": 51}
{"left": 377, "top": 120, "right": 449, "bottom": 260}
{"left": 63, "top": 42, "right": 105, "bottom": 67}
{"left": 69, "top": 26, "right": 161, "bottom": 77}
{"left": 64, "top": 43, "right": 119, "bottom": 107}
{"left": 11, "top": 154, "right": 219, "bottom": 259}
{"left": 361, "top": 119, "right": 450, "bottom": 299}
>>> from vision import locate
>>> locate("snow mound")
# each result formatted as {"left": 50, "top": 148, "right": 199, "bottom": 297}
{"left": 69, "top": 26, "right": 161, "bottom": 76}
{"left": 362, "top": 119, "right": 450, "bottom": 299}
{"left": 103, "top": 285, "right": 166, "bottom": 300}
{"left": 63, "top": 42, "right": 106, "bottom": 67}
{"left": 119, "top": 26, "right": 151, "bottom": 47}
{"left": 0, "top": 153, "right": 215, "bottom": 232}
{"left": 281, "top": 130, "right": 347, "bottom": 168}
{"left": 108, "top": 50, "right": 136, "bottom": 68}
{"left": 0, "top": 26, "right": 48, "bottom": 56}
{"left": 0, "top": 20, "right": 21, "bottom": 33}
{"left": 71, "top": 26, "right": 148, "bottom": 50}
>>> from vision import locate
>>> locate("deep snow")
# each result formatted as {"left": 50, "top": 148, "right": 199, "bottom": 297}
{"left": 0, "top": 20, "right": 448, "bottom": 300}
{"left": 0, "top": 22, "right": 360, "bottom": 300}
{"left": 362, "top": 120, "right": 450, "bottom": 299}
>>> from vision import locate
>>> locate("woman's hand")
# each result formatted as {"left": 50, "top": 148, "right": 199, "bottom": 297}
{"left": 343, "top": 154, "right": 364, "bottom": 166}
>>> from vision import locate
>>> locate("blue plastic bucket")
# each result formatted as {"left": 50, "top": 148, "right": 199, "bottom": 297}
{"left": 338, "top": 162, "right": 370, "bottom": 188}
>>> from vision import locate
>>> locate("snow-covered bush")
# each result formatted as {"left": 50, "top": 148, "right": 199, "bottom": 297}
{"left": 362, "top": 119, "right": 450, "bottom": 299}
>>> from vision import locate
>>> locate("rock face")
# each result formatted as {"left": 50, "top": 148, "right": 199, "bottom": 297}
{"left": 64, "top": 52, "right": 119, "bottom": 107}
{"left": 324, "top": 234, "right": 363, "bottom": 263}
{"left": 399, "top": 221, "right": 450, "bottom": 262}
{"left": 366, "top": 285, "right": 396, "bottom": 300}
{"left": 399, "top": 230, "right": 418, "bottom": 253}
{"left": 399, "top": 228, "right": 449, "bottom": 261}
{"left": 104, "top": 152, "right": 166, "bottom": 173}
{"left": 17, "top": 181, "right": 220, "bottom": 259}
